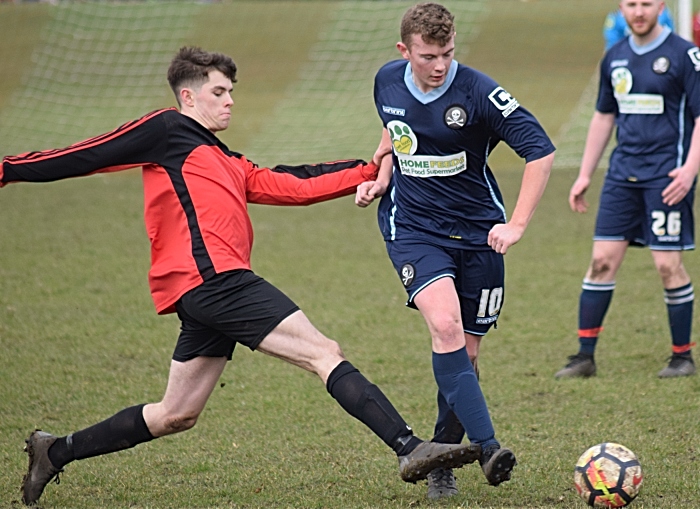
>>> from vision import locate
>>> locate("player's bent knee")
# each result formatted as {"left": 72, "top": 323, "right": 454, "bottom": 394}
{"left": 589, "top": 257, "right": 613, "bottom": 279}
{"left": 319, "top": 337, "right": 345, "bottom": 362}
{"left": 654, "top": 259, "right": 683, "bottom": 280}
{"left": 430, "top": 315, "right": 463, "bottom": 339}
{"left": 161, "top": 412, "right": 200, "bottom": 435}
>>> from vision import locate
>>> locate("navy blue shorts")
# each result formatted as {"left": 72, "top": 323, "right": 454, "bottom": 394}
{"left": 172, "top": 270, "right": 300, "bottom": 362}
{"left": 595, "top": 180, "right": 695, "bottom": 250}
{"left": 386, "top": 239, "right": 504, "bottom": 335}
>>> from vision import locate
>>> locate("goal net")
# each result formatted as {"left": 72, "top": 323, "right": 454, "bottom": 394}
{"left": 0, "top": 0, "right": 488, "bottom": 162}
{"left": 6, "top": 0, "right": 689, "bottom": 169}
{"left": 0, "top": 2, "right": 202, "bottom": 156}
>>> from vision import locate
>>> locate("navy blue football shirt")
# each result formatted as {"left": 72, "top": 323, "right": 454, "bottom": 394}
{"left": 374, "top": 59, "right": 555, "bottom": 250}
{"left": 598, "top": 27, "right": 700, "bottom": 186}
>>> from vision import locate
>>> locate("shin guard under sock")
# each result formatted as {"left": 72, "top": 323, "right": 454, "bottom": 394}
{"left": 326, "top": 361, "right": 419, "bottom": 455}
{"left": 48, "top": 404, "right": 154, "bottom": 469}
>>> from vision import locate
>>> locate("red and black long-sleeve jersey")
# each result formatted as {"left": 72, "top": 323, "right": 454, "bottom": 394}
{"left": 1, "top": 108, "right": 378, "bottom": 314}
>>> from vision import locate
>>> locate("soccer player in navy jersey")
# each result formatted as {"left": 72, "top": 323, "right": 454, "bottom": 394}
{"left": 355, "top": 2, "right": 555, "bottom": 500}
{"left": 555, "top": 0, "right": 700, "bottom": 380}
{"left": 2, "top": 47, "right": 483, "bottom": 506}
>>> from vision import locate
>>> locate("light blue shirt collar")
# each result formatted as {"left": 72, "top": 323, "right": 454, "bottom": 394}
{"left": 628, "top": 25, "right": 671, "bottom": 55}
{"left": 404, "top": 60, "right": 458, "bottom": 104}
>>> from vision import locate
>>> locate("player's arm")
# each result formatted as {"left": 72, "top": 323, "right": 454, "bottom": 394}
{"left": 356, "top": 128, "right": 393, "bottom": 207}
{"left": 487, "top": 151, "right": 554, "bottom": 254}
{"left": 662, "top": 115, "right": 700, "bottom": 206}
{"left": 569, "top": 111, "right": 615, "bottom": 213}
{"left": 244, "top": 127, "right": 389, "bottom": 205}
{"left": 244, "top": 156, "right": 380, "bottom": 205}
{"left": 0, "top": 110, "right": 168, "bottom": 187}
{"left": 357, "top": 128, "right": 392, "bottom": 207}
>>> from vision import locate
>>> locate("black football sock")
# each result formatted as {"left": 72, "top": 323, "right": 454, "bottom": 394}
{"left": 326, "top": 361, "right": 421, "bottom": 456}
{"left": 48, "top": 404, "right": 154, "bottom": 469}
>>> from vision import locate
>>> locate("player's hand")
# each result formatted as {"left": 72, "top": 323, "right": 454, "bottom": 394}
{"left": 355, "top": 180, "right": 387, "bottom": 207}
{"left": 487, "top": 222, "right": 524, "bottom": 254}
{"left": 662, "top": 166, "right": 695, "bottom": 206}
{"left": 569, "top": 176, "right": 591, "bottom": 213}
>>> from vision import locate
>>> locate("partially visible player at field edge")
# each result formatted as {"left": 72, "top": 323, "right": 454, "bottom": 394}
{"left": 356, "top": 2, "right": 555, "bottom": 500}
{"left": 555, "top": 0, "right": 700, "bottom": 380}
{"left": 603, "top": 5, "right": 674, "bottom": 50}
{"left": 2, "top": 46, "right": 482, "bottom": 507}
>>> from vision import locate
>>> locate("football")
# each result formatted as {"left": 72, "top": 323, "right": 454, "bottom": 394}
{"left": 574, "top": 443, "right": 643, "bottom": 508}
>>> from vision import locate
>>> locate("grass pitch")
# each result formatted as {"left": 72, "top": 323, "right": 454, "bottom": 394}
{"left": 1, "top": 1, "right": 699, "bottom": 508}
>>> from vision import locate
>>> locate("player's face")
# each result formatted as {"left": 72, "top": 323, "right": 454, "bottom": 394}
{"left": 620, "top": 0, "right": 664, "bottom": 39}
{"left": 185, "top": 70, "right": 234, "bottom": 132}
{"left": 398, "top": 34, "right": 455, "bottom": 93}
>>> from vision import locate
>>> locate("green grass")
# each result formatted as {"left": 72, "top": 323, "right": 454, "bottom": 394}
{"left": 2, "top": 1, "right": 700, "bottom": 508}
{"left": 2, "top": 170, "right": 699, "bottom": 508}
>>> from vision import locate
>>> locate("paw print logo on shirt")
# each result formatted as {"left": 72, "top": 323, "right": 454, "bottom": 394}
{"left": 611, "top": 67, "right": 633, "bottom": 96}
{"left": 387, "top": 120, "right": 418, "bottom": 155}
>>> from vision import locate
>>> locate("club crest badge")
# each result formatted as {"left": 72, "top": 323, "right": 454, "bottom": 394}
{"left": 400, "top": 263, "right": 415, "bottom": 287}
{"left": 444, "top": 105, "right": 467, "bottom": 129}
{"left": 652, "top": 57, "right": 670, "bottom": 74}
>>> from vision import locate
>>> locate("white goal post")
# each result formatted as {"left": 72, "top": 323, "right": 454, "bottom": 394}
{"left": 676, "top": 0, "right": 693, "bottom": 41}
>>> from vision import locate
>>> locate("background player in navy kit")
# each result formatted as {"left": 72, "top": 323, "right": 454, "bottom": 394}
{"left": 356, "top": 2, "right": 555, "bottom": 500}
{"left": 4, "top": 46, "right": 482, "bottom": 506}
{"left": 555, "top": 0, "right": 700, "bottom": 380}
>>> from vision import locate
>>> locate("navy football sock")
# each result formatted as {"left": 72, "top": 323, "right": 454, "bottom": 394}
{"left": 432, "top": 349, "right": 496, "bottom": 448}
{"left": 578, "top": 281, "right": 615, "bottom": 356}
{"left": 664, "top": 283, "right": 695, "bottom": 356}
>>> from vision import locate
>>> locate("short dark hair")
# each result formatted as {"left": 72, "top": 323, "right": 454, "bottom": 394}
{"left": 400, "top": 2, "right": 455, "bottom": 48}
{"left": 167, "top": 46, "right": 237, "bottom": 105}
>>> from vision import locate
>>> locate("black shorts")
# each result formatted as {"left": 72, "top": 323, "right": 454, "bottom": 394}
{"left": 172, "top": 270, "right": 299, "bottom": 362}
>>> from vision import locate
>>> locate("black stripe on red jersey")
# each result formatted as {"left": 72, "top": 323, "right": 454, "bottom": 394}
{"left": 3, "top": 109, "right": 170, "bottom": 166}
{"left": 163, "top": 163, "right": 217, "bottom": 282}
{"left": 1, "top": 110, "right": 168, "bottom": 184}
{"left": 270, "top": 159, "right": 368, "bottom": 178}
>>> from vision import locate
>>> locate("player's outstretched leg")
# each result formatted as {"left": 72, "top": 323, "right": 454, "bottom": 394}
{"left": 21, "top": 430, "right": 63, "bottom": 506}
{"left": 324, "top": 360, "right": 481, "bottom": 483}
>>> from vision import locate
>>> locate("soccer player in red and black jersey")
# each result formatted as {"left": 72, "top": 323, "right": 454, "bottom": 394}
{"left": 2, "top": 47, "right": 482, "bottom": 506}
